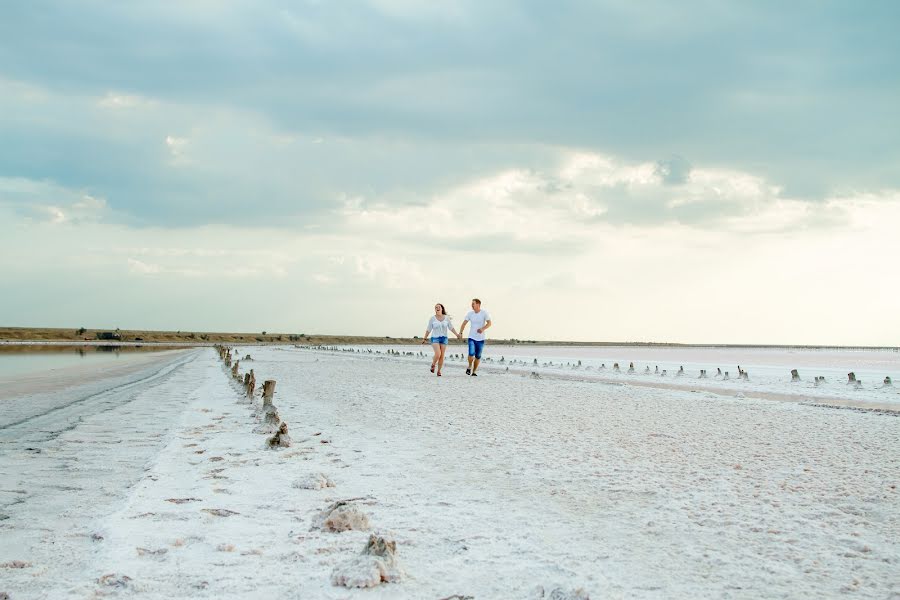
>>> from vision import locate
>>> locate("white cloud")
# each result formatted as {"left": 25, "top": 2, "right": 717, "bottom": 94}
{"left": 98, "top": 92, "right": 157, "bottom": 109}
{"left": 165, "top": 135, "right": 190, "bottom": 162}
{"left": 127, "top": 258, "right": 162, "bottom": 274}
{"left": 354, "top": 253, "right": 424, "bottom": 288}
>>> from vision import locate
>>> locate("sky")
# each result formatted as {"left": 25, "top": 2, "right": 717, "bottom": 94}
{"left": 1, "top": 1, "right": 899, "bottom": 345}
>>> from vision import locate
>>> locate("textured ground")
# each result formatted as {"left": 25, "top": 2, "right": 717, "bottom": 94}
{"left": 1, "top": 347, "right": 897, "bottom": 599}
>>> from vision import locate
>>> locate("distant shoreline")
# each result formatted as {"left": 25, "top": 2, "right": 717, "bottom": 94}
{"left": 1, "top": 326, "right": 896, "bottom": 351}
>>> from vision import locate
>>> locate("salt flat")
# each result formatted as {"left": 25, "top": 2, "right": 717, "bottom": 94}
{"left": 0, "top": 347, "right": 897, "bottom": 599}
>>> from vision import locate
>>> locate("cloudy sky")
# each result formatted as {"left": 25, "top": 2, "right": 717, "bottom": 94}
{"left": 2, "top": 1, "right": 899, "bottom": 345}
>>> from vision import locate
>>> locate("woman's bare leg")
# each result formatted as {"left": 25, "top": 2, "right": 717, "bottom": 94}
{"left": 437, "top": 344, "right": 447, "bottom": 374}
{"left": 431, "top": 343, "right": 441, "bottom": 370}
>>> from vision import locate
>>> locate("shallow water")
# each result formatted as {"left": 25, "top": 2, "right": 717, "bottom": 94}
{"left": 0, "top": 345, "right": 182, "bottom": 378}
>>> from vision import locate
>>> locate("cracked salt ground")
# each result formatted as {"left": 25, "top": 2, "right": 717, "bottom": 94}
{"left": 1, "top": 346, "right": 898, "bottom": 599}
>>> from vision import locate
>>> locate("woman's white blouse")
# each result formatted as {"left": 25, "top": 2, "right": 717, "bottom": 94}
{"left": 427, "top": 316, "right": 453, "bottom": 337}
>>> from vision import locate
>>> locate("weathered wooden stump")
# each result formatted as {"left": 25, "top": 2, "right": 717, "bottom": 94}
{"left": 231, "top": 361, "right": 239, "bottom": 379}
{"left": 699, "top": 369, "right": 707, "bottom": 378}
{"left": 723, "top": 371, "right": 729, "bottom": 380}
{"left": 676, "top": 366, "right": 684, "bottom": 377}
{"left": 262, "top": 380, "right": 276, "bottom": 408}
{"left": 627, "top": 362, "right": 635, "bottom": 374}
{"left": 847, "top": 372, "right": 857, "bottom": 384}
{"left": 247, "top": 369, "right": 256, "bottom": 398}
{"left": 885, "top": 376, "right": 893, "bottom": 386}
{"left": 716, "top": 368, "right": 722, "bottom": 378}
{"left": 613, "top": 362, "right": 620, "bottom": 372}
{"left": 791, "top": 369, "right": 800, "bottom": 382}
{"left": 741, "top": 371, "right": 749, "bottom": 381}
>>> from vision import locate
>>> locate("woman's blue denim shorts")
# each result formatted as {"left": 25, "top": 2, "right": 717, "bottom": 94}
{"left": 430, "top": 336, "right": 449, "bottom": 345}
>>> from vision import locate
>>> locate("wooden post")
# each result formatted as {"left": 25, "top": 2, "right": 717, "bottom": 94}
{"left": 613, "top": 363, "right": 620, "bottom": 372}
{"left": 232, "top": 361, "right": 239, "bottom": 379}
{"left": 885, "top": 376, "right": 893, "bottom": 386}
{"left": 699, "top": 369, "right": 707, "bottom": 378}
{"left": 791, "top": 369, "right": 800, "bottom": 382}
{"left": 847, "top": 372, "right": 857, "bottom": 384}
{"left": 262, "top": 380, "right": 276, "bottom": 408}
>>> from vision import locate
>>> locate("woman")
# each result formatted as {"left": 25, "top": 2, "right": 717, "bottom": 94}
{"left": 422, "top": 303, "right": 460, "bottom": 377}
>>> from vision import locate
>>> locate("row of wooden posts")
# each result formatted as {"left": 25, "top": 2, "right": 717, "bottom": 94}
{"left": 216, "top": 345, "right": 291, "bottom": 447}
{"left": 791, "top": 369, "right": 892, "bottom": 388}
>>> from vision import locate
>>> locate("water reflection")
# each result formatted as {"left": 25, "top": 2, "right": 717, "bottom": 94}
{"left": 0, "top": 344, "right": 185, "bottom": 378}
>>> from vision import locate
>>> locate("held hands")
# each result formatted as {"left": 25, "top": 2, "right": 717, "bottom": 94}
{"left": 477, "top": 328, "right": 483, "bottom": 334}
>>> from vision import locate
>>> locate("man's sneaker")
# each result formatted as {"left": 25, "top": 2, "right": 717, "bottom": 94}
{"left": 471, "top": 372, "right": 478, "bottom": 377}
{"left": 465, "top": 368, "right": 471, "bottom": 375}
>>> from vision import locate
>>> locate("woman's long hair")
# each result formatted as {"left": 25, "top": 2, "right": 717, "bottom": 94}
{"left": 436, "top": 303, "right": 448, "bottom": 316}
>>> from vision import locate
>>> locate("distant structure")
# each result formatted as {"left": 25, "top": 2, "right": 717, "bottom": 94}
{"left": 791, "top": 369, "right": 800, "bottom": 382}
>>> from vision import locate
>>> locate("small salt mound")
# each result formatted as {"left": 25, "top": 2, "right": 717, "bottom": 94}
{"left": 331, "top": 535, "right": 403, "bottom": 588}
{"left": 316, "top": 501, "right": 370, "bottom": 532}
{"left": 293, "top": 473, "right": 336, "bottom": 490}
{"left": 266, "top": 422, "right": 291, "bottom": 448}
{"left": 531, "top": 585, "right": 590, "bottom": 599}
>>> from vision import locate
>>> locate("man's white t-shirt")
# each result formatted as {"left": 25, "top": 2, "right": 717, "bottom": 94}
{"left": 465, "top": 309, "right": 491, "bottom": 341}
{"left": 427, "top": 316, "right": 453, "bottom": 338}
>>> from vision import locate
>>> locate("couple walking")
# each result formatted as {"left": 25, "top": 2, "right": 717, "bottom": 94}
{"left": 422, "top": 298, "right": 492, "bottom": 377}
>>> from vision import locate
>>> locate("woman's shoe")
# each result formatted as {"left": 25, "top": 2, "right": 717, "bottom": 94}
{"left": 430, "top": 364, "right": 435, "bottom": 373}
{"left": 437, "top": 372, "right": 442, "bottom": 376}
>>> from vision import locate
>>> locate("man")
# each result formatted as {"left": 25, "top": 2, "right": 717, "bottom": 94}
{"left": 458, "top": 298, "right": 492, "bottom": 376}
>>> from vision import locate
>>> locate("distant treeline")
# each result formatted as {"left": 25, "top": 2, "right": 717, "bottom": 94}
{"left": 0, "top": 327, "right": 896, "bottom": 351}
